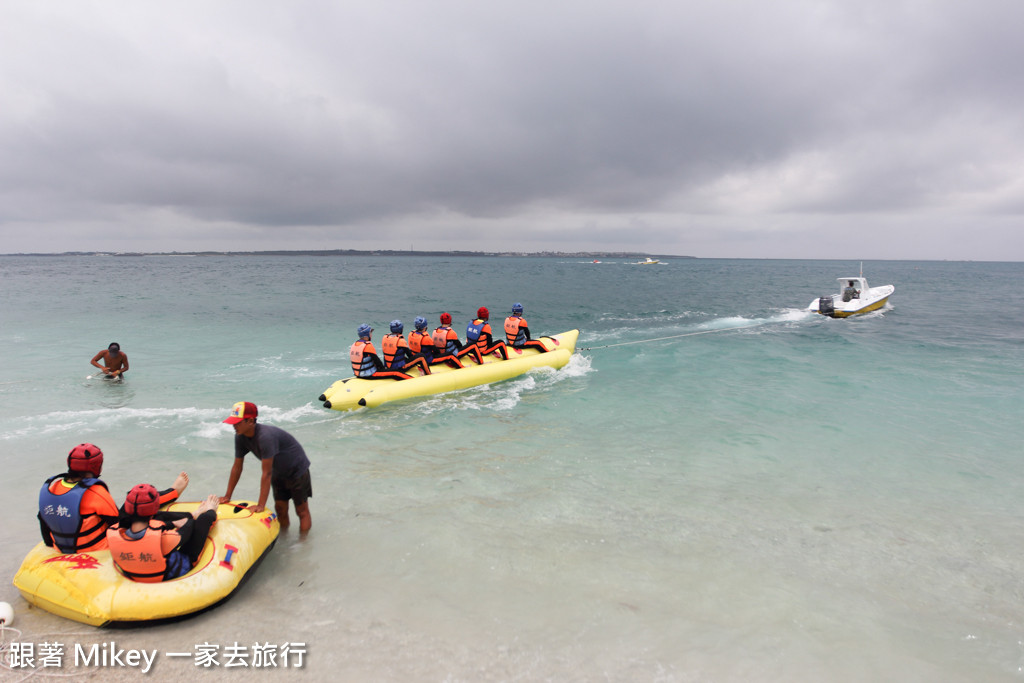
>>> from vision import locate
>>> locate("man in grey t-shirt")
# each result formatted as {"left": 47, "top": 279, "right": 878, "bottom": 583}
{"left": 220, "top": 401, "right": 312, "bottom": 534}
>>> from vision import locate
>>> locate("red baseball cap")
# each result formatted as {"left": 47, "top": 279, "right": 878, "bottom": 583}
{"left": 223, "top": 401, "right": 258, "bottom": 424}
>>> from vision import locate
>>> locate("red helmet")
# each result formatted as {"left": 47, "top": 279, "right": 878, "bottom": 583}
{"left": 440, "top": 312, "right": 452, "bottom": 325}
{"left": 67, "top": 443, "right": 104, "bottom": 476}
{"left": 477, "top": 307, "right": 489, "bottom": 320}
{"left": 124, "top": 483, "right": 161, "bottom": 517}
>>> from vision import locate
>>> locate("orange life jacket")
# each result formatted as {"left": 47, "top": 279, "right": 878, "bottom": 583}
{"left": 350, "top": 340, "right": 378, "bottom": 377}
{"left": 432, "top": 327, "right": 457, "bottom": 354}
{"left": 504, "top": 316, "right": 528, "bottom": 346}
{"left": 409, "top": 330, "right": 434, "bottom": 354}
{"left": 381, "top": 334, "right": 409, "bottom": 368}
{"left": 106, "top": 520, "right": 178, "bottom": 583}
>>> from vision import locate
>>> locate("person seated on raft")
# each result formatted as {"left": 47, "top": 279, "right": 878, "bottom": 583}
{"left": 350, "top": 324, "right": 414, "bottom": 380}
{"left": 842, "top": 281, "right": 860, "bottom": 302}
{"left": 409, "top": 316, "right": 464, "bottom": 369}
{"left": 107, "top": 485, "right": 219, "bottom": 582}
{"left": 503, "top": 303, "right": 549, "bottom": 353}
{"left": 466, "top": 307, "right": 508, "bottom": 360}
{"left": 432, "top": 312, "right": 484, "bottom": 365}
{"left": 38, "top": 443, "right": 188, "bottom": 554}
{"left": 381, "top": 320, "right": 432, "bottom": 376}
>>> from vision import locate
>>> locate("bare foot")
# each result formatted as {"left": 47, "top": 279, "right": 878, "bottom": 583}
{"left": 172, "top": 471, "right": 189, "bottom": 495}
{"left": 194, "top": 494, "right": 219, "bottom": 517}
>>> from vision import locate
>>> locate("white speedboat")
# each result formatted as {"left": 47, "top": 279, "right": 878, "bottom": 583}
{"left": 633, "top": 257, "right": 660, "bottom": 265}
{"left": 809, "top": 274, "right": 894, "bottom": 318}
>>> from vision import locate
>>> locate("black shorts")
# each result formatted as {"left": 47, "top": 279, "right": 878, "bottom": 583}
{"left": 272, "top": 469, "right": 312, "bottom": 505}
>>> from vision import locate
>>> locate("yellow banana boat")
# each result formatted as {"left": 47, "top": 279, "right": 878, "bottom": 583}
{"left": 320, "top": 329, "right": 579, "bottom": 411}
{"left": 12, "top": 501, "right": 279, "bottom": 627}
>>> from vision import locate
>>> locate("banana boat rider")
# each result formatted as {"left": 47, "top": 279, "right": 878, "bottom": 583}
{"left": 107, "top": 486, "right": 219, "bottom": 582}
{"left": 504, "top": 303, "right": 549, "bottom": 352}
{"left": 432, "top": 312, "right": 484, "bottom": 365}
{"left": 38, "top": 443, "right": 187, "bottom": 554}
{"left": 350, "top": 324, "right": 415, "bottom": 380}
{"left": 409, "top": 316, "right": 463, "bottom": 370}
{"left": 381, "top": 320, "right": 432, "bottom": 375}
{"left": 466, "top": 307, "right": 508, "bottom": 360}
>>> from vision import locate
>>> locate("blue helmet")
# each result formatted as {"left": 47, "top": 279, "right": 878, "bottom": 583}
{"left": 512, "top": 302, "right": 523, "bottom": 314}
{"left": 390, "top": 319, "right": 403, "bottom": 334}
{"left": 357, "top": 323, "right": 373, "bottom": 338}
{"left": 414, "top": 316, "right": 427, "bottom": 330}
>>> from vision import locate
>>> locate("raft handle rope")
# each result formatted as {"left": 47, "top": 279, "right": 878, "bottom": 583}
{"left": 578, "top": 322, "right": 764, "bottom": 351}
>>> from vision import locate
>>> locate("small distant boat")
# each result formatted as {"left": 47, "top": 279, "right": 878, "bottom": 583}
{"left": 809, "top": 269, "right": 894, "bottom": 318}
{"left": 592, "top": 259, "right": 601, "bottom": 264}
{"left": 633, "top": 257, "right": 660, "bottom": 265}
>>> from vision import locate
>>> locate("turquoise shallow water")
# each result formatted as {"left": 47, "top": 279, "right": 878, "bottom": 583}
{"left": 1, "top": 255, "right": 1022, "bottom": 681}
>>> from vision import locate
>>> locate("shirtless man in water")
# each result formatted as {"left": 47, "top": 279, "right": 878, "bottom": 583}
{"left": 91, "top": 342, "right": 129, "bottom": 379}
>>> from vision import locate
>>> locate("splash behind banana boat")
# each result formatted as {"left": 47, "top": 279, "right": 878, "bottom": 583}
{"left": 320, "top": 329, "right": 579, "bottom": 411}
{"left": 12, "top": 501, "right": 279, "bottom": 627}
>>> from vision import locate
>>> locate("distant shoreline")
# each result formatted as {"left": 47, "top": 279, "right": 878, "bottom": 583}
{"left": 0, "top": 249, "right": 695, "bottom": 259}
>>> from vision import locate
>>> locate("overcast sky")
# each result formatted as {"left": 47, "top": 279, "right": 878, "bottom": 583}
{"left": 1, "top": 1, "right": 1022, "bottom": 259}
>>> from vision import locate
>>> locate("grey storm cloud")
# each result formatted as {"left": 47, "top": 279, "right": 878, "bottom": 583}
{"left": 1, "top": 0, "right": 1022, "bottom": 258}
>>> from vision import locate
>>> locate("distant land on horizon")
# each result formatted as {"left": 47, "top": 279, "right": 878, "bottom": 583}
{"left": 2, "top": 249, "right": 696, "bottom": 259}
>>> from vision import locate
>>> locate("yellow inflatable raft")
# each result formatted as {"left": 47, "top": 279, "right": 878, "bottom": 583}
{"left": 320, "top": 329, "right": 579, "bottom": 411}
{"left": 12, "top": 501, "right": 279, "bottom": 627}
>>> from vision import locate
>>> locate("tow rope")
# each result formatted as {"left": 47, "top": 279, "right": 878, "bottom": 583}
{"left": 578, "top": 323, "right": 764, "bottom": 351}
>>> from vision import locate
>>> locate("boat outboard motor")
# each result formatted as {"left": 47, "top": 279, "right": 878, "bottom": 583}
{"left": 818, "top": 296, "right": 836, "bottom": 317}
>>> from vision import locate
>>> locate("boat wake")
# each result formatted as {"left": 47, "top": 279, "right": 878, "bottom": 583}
{"left": 405, "top": 353, "right": 593, "bottom": 415}
{"left": 580, "top": 309, "right": 817, "bottom": 350}
{"left": 191, "top": 403, "right": 325, "bottom": 439}
{"left": 0, "top": 406, "right": 223, "bottom": 441}
{"left": 214, "top": 352, "right": 349, "bottom": 380}
{"left": 597, "top": 310, "right": 704, "bottom": 325}
{"left": 0, "top": 403, "right": 326, "bottom": 442}
{"left": 720, "top": 309, "right": 817, "bottom": 332}
{"left": 697, "top": 309, "right": 814, "bottom": 330}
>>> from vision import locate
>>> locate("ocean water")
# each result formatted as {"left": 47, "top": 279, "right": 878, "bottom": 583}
{"left": 1, "top": 255, "right": 1022, "bottom": 681}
